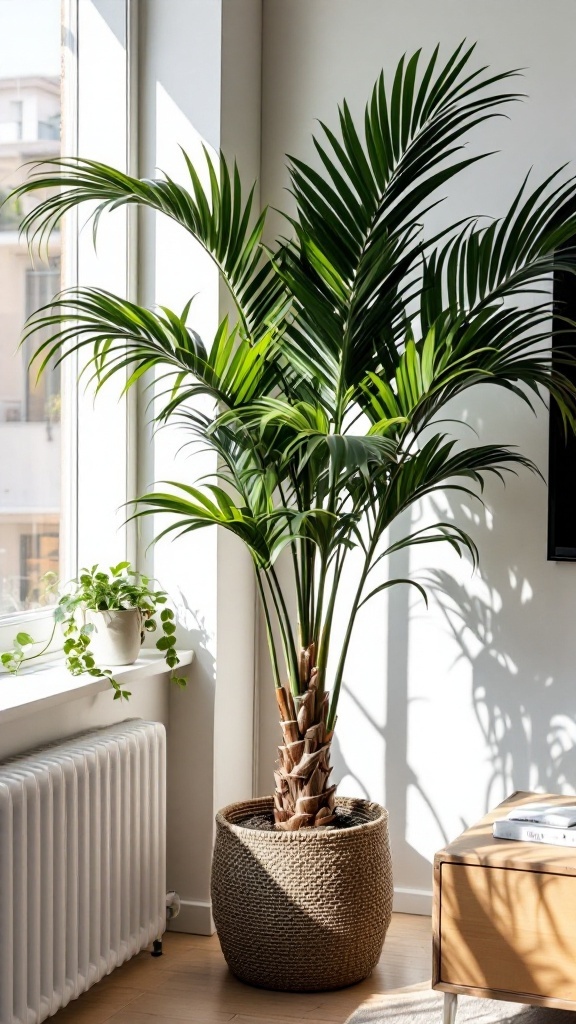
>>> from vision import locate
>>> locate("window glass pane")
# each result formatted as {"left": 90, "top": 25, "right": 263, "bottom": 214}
{"left": 0, "top": 0, "right": 62, "bottom": 615}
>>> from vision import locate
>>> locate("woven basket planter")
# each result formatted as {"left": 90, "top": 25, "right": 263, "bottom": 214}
{"left": 211, "top": 795, "right": 393, "bottom": 992}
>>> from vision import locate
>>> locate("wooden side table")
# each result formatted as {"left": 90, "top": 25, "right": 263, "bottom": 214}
{"left": 433, "top": 791, "right": 576, "bottom": 1023}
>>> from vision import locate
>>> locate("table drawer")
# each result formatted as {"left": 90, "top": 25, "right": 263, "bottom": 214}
{"left": 439, "top": 862, "right": 576, "bottom": 1001}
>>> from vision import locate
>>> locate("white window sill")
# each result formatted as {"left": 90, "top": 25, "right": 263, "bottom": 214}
{"left": 0, "top": 650, "right": 194, "bottom": 723}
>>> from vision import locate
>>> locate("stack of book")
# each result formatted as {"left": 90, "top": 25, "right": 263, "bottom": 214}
{"left": 493, "top": 803, "right": 576, "bottom": 847}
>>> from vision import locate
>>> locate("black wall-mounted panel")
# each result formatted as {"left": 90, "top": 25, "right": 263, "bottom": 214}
{"left": 548, "top": 250, "right": 576, "bottom": 560}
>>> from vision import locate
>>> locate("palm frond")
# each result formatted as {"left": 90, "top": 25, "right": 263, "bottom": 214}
{"left": 422, "top": 171, "right": 576, "bottom": 323}
{"left": 23, "top": 287, "right": 285, "bottom": 415}
{"left": 9, "top": 149, "right": 285, "bottom": 339}
{"left": 281, "top": 42, "right": 524, "bottom": 408}
{"left": 387, "top": 437, "right": 539, "bottom": 524}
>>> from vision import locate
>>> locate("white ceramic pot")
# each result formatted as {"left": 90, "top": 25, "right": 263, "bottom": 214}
{"left": 83, "top": 607, "right": 143, "bottom": 666}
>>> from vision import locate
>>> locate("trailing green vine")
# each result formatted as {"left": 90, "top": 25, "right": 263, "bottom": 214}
{"left": 1, "top": 562, "right": 187, "bottom": 699}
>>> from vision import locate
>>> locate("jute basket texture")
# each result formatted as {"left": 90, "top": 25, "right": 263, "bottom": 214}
{"left": 211, "top": 795, "right": 393, "bottom": 992}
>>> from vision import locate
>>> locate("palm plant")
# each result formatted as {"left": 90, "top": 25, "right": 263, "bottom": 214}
{"left": 8, "top": 42, "right": 576, "bottom": 830}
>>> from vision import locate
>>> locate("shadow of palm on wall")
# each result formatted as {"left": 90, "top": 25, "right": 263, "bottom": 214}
{"left": 426, "top": 508, "right": 576, "bottom": 812}
{"left": 332, "top": 449, "right": 576, "bottom": 898}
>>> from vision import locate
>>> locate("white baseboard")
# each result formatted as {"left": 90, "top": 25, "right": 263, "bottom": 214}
{"left": 393, "top": 886, "right": 432, "bottom": 916}
{"left": 167, "top": 899, "right": 215, "bottom": 935}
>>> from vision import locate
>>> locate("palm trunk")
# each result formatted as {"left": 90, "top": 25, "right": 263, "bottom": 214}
{"left": 273, "top": 645, "right": 336, "bottom": 830}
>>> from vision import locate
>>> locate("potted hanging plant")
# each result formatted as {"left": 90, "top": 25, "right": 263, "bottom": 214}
{"left": 1, "top": 561, "right": 186, "bottom": 700}
{"left": 6, "top": 42, "right": 576, "bottom": 990}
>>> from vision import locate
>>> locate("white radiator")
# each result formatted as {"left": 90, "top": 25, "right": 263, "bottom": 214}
{"left": 0, "top": 719, "right": 166, "bottom": 1024}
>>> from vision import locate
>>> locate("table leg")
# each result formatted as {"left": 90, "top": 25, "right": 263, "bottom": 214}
{"left": 443, "top": 992, "right": 457, "bottom": 1024}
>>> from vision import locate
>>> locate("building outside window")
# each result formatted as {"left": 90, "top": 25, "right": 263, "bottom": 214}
{"left": 0, "top": 1, "right": 62, "bottom": 615}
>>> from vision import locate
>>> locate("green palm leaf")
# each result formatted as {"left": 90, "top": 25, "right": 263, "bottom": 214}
{"left": 9, "top": 149, "right": 285, "bottom": 339}
{"left": 23, "top": 287, "right": 285, "bottom": 416}
{"left": 281, "top": 42, "right": 524, "bottom": 409}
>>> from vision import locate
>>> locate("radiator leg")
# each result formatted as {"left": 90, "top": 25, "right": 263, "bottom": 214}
{"left": 151, "top": 939, "right": 163, "bottom": 958}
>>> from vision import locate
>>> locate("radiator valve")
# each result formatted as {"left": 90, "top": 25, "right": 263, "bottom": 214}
{"left": 166, "top": 890, "right": 181, "bottom": 920}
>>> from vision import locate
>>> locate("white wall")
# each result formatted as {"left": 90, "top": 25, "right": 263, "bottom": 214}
{"left": 0, "top": 672, "right": 171, "bottom": 761}
{"left": 216, "top": 0, "right": 261, "bottom": 814}
{"left": 257, "top": 0, "right": 576, "bottom": 912}
{"left": 137, "top": 0, "right": 262, "bottom": 934}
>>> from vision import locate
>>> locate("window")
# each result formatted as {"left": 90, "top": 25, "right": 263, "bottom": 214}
{"left": 0, "top": 0, "right": 63, "bottom": 616}
{"left": 0, "top": 0, "right": 134, "bottom": 649}
{"left": 24, "top": 264, "right": 62, "bottom": 424}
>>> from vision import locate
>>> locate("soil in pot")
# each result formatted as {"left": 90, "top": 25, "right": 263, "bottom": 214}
{"left": 238, "top": 804, "right": 368, "bottom": 831}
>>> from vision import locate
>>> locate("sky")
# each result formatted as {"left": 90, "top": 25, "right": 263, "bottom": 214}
{"left": 0, "top": 0, "right": 60, "bottom": 78}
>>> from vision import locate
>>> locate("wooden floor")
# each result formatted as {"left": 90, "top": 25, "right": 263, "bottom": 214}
{"left": 50, "top": 913, "right": 432, "bottom": 1023}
